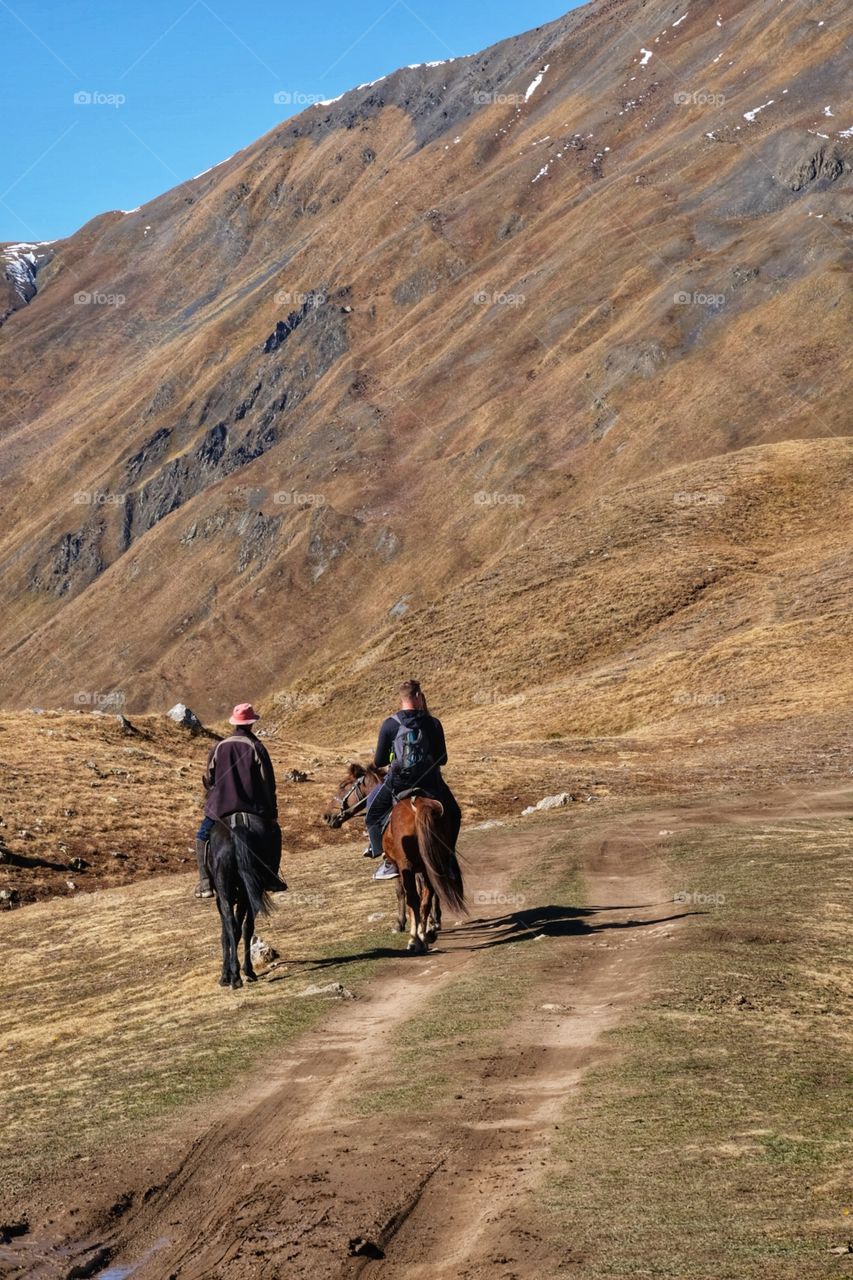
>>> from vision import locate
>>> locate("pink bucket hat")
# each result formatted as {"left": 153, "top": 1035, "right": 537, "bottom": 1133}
{"left": 229, "top": 702, "right": 260, "bottom": 725}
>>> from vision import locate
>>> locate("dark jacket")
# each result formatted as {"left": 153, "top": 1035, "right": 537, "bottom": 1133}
{"left": 203, "top": 728, "right": 278, "bottom": 821}
{"left": 373, "top": 710, "right": 448, "bottom": 790}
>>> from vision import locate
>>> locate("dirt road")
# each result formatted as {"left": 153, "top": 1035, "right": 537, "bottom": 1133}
{"left": 8, "top": 787, "right": 845, "bottom": 1280}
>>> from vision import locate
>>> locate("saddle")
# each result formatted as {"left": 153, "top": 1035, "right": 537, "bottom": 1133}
{"left": 377, "top": 788, "right": 442, "bottom": 836}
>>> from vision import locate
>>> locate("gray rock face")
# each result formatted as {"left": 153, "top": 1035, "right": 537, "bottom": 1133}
{"left": 0, "top": 242, "right": 54, "bottom": 326}
{"left": 713, "top": 130, "right": 850, "bottom": 218}
{"left": 785, "top": 141, "right": 846, "bottom": 192}
{"left": 28, "top": 522, "right": 106, "bottom": 597}
{"left": 26, "top": 290, "right": 349, "bottom": 598}
{"left": 278, "top": 6, "right": 587, "bottom": 151}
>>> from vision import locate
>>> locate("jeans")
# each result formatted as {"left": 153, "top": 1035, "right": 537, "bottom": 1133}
{"left": 195, "top": 815, "right": 215, "bottom": 889}
{"left": 365, "top": 779, "right": 394, "bottom": 858}
{"left": 196, "top": 815, "right": 215, "bottom": 842}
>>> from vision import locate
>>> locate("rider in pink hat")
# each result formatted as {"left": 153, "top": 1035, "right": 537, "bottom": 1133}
{"left": 193, "top": 702, "right": 279, "bottom": 897}
{"left": 229, "top": 702, "right": 261, "bottom": 725}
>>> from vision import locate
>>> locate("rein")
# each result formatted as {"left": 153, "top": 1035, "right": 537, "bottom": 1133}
{"left": 336, "top": 774, "right": 370, "bottom": 824}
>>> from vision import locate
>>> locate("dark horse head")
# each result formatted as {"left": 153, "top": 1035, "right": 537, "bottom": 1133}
{"left": 321, "top": 762, "right": 384, "bottom": 829}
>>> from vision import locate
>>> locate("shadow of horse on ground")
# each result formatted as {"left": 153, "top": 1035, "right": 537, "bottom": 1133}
{"left": 285, "top": 903, "right": 702, "bottom": 972}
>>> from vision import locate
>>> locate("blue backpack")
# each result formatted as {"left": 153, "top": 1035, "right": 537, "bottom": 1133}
{"left": 390, "top": 714, "right": 434, "bottom": 783}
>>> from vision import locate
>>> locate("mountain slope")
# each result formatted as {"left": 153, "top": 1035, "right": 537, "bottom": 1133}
{"left": 0, "top": 0, "right": 850, "bottom": 756}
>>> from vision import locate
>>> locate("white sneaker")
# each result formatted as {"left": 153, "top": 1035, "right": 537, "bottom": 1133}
{"left": 373, "top": 858, "right": 400, "bottom": 881}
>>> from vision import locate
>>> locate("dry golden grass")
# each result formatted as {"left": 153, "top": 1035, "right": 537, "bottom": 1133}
{"left": 0, "top": 829, "right": 400, "bottom": 1202}
{"left": 0, "top": 711, "right": 386, "bottom": 905}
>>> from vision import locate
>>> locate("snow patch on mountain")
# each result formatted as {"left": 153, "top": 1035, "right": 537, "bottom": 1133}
{"left": 524, "top": 64, "right": 550, "bottom": 101}
{"left": 743, "top": 100, "right": 773, "bottom": 122}
{"left": 191, "top": 146, "right": 248, "bottom": 181}
{"left": 318, "top": 54, "right": 472, "bottom": 107}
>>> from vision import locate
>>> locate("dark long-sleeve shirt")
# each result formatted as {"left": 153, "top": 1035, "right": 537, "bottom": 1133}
{"left": 203, "top": 728, "right": 278, "bottom": 821}
{"left": 373, "top": 710, "right": 448, "bottom": 788}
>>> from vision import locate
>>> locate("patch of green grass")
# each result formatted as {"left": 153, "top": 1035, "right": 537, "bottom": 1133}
{"left": 537, "top": 815, "right": 853, "bottom": 1279}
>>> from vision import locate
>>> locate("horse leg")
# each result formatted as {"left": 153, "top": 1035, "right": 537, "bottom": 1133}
{"left": 239, "top": 896, "right": 257, "bottom": 981}
{"left": 215, "top": 894, "right": 232, "bottom": 987}
{"left": 420, "top": 879, "right": 435, "bottom": 949}
{"left": 430, "top": 895, "right": 442, "bottom": 934}
{"left": 392, "top": 876, "right": 407, "bottom": 933}
{"left": 424, "top": 882, "right": 439, "bottom": 946}
{"left": 224, "top": 902, "right": 242, "bottom": 988}
{"left": 402, "top": 869, "right": 425, "bottom": 954}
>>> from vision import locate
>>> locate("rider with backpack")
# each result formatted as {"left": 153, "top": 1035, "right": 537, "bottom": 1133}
{"left": 365, "top": 679, "right": 462, "bottom": 880}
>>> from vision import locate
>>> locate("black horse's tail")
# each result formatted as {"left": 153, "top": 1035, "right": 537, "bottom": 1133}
{"left": 415, "top": 798, "right": 466, "bottom": 913}
{"left": 232, "top": 823, "right": 275, "bottom": 918}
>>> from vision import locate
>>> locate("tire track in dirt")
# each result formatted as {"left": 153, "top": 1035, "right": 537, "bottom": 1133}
{"left": 13, "top": 789, "right": 843, "bottom": 1280}
{"left": 350, "top": 828, "right": 683, "bottom": 1279}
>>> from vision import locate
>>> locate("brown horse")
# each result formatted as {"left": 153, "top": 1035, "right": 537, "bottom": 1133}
{"left": 323, "top": 764, "right": 465, "bottom": 953}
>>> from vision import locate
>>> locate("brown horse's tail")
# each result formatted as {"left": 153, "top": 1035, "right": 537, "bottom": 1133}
{"left": 414, "top": 798, "right": 466, "bottom": 913}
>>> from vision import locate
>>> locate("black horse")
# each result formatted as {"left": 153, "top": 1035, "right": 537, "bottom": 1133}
{"left": 206, "top": 813, "right": 286, "bottom": 988}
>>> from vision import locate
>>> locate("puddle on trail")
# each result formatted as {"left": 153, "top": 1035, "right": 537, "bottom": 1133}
{"left": 97, "top": 1237, "right": 171, "bottom": 1279}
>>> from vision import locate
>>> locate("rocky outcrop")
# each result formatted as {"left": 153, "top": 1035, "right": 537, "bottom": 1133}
{"left": 0, "top": 242, "right": 54, "bottom": 325}
{"left": 784, "top": 142, "right": 846, "bottom": 192}
{"left": 27, "top": 292, "right": 349, "bottom": 595}
{"left": 262, "top": 293, "right": 326, "bottom": 352}
{"left": 28, "top": 522, "right": 105, "bottom": 597}
{"left": 167, "top": 703, "right": 204, "bottom": 732}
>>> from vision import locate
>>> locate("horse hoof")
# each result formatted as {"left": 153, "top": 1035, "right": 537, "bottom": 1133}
{"left": 243, "top": 971, "right": 258, "bottom": 983}
{"left": 391, "top": 923, "right": 405, "bottom": 934}
{"left": 426, "top": 929, "right": 437, "bottom": 945}
{"left": 230, "top": 977, "right": 243, "bottom": 989}
{"left": 219, "top": 976, "right": 230, "bottom": 987}
{"left": 406, "top": 939, "right": 425, "bottom": 954}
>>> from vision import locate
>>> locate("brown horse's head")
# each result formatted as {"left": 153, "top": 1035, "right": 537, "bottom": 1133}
{"left": 321, "top": 762, "right": 383, "bottom": 828}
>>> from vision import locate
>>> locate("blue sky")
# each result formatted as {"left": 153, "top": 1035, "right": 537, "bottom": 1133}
{"left": 0, "top": 0, "right": 576, "bottom": 244}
